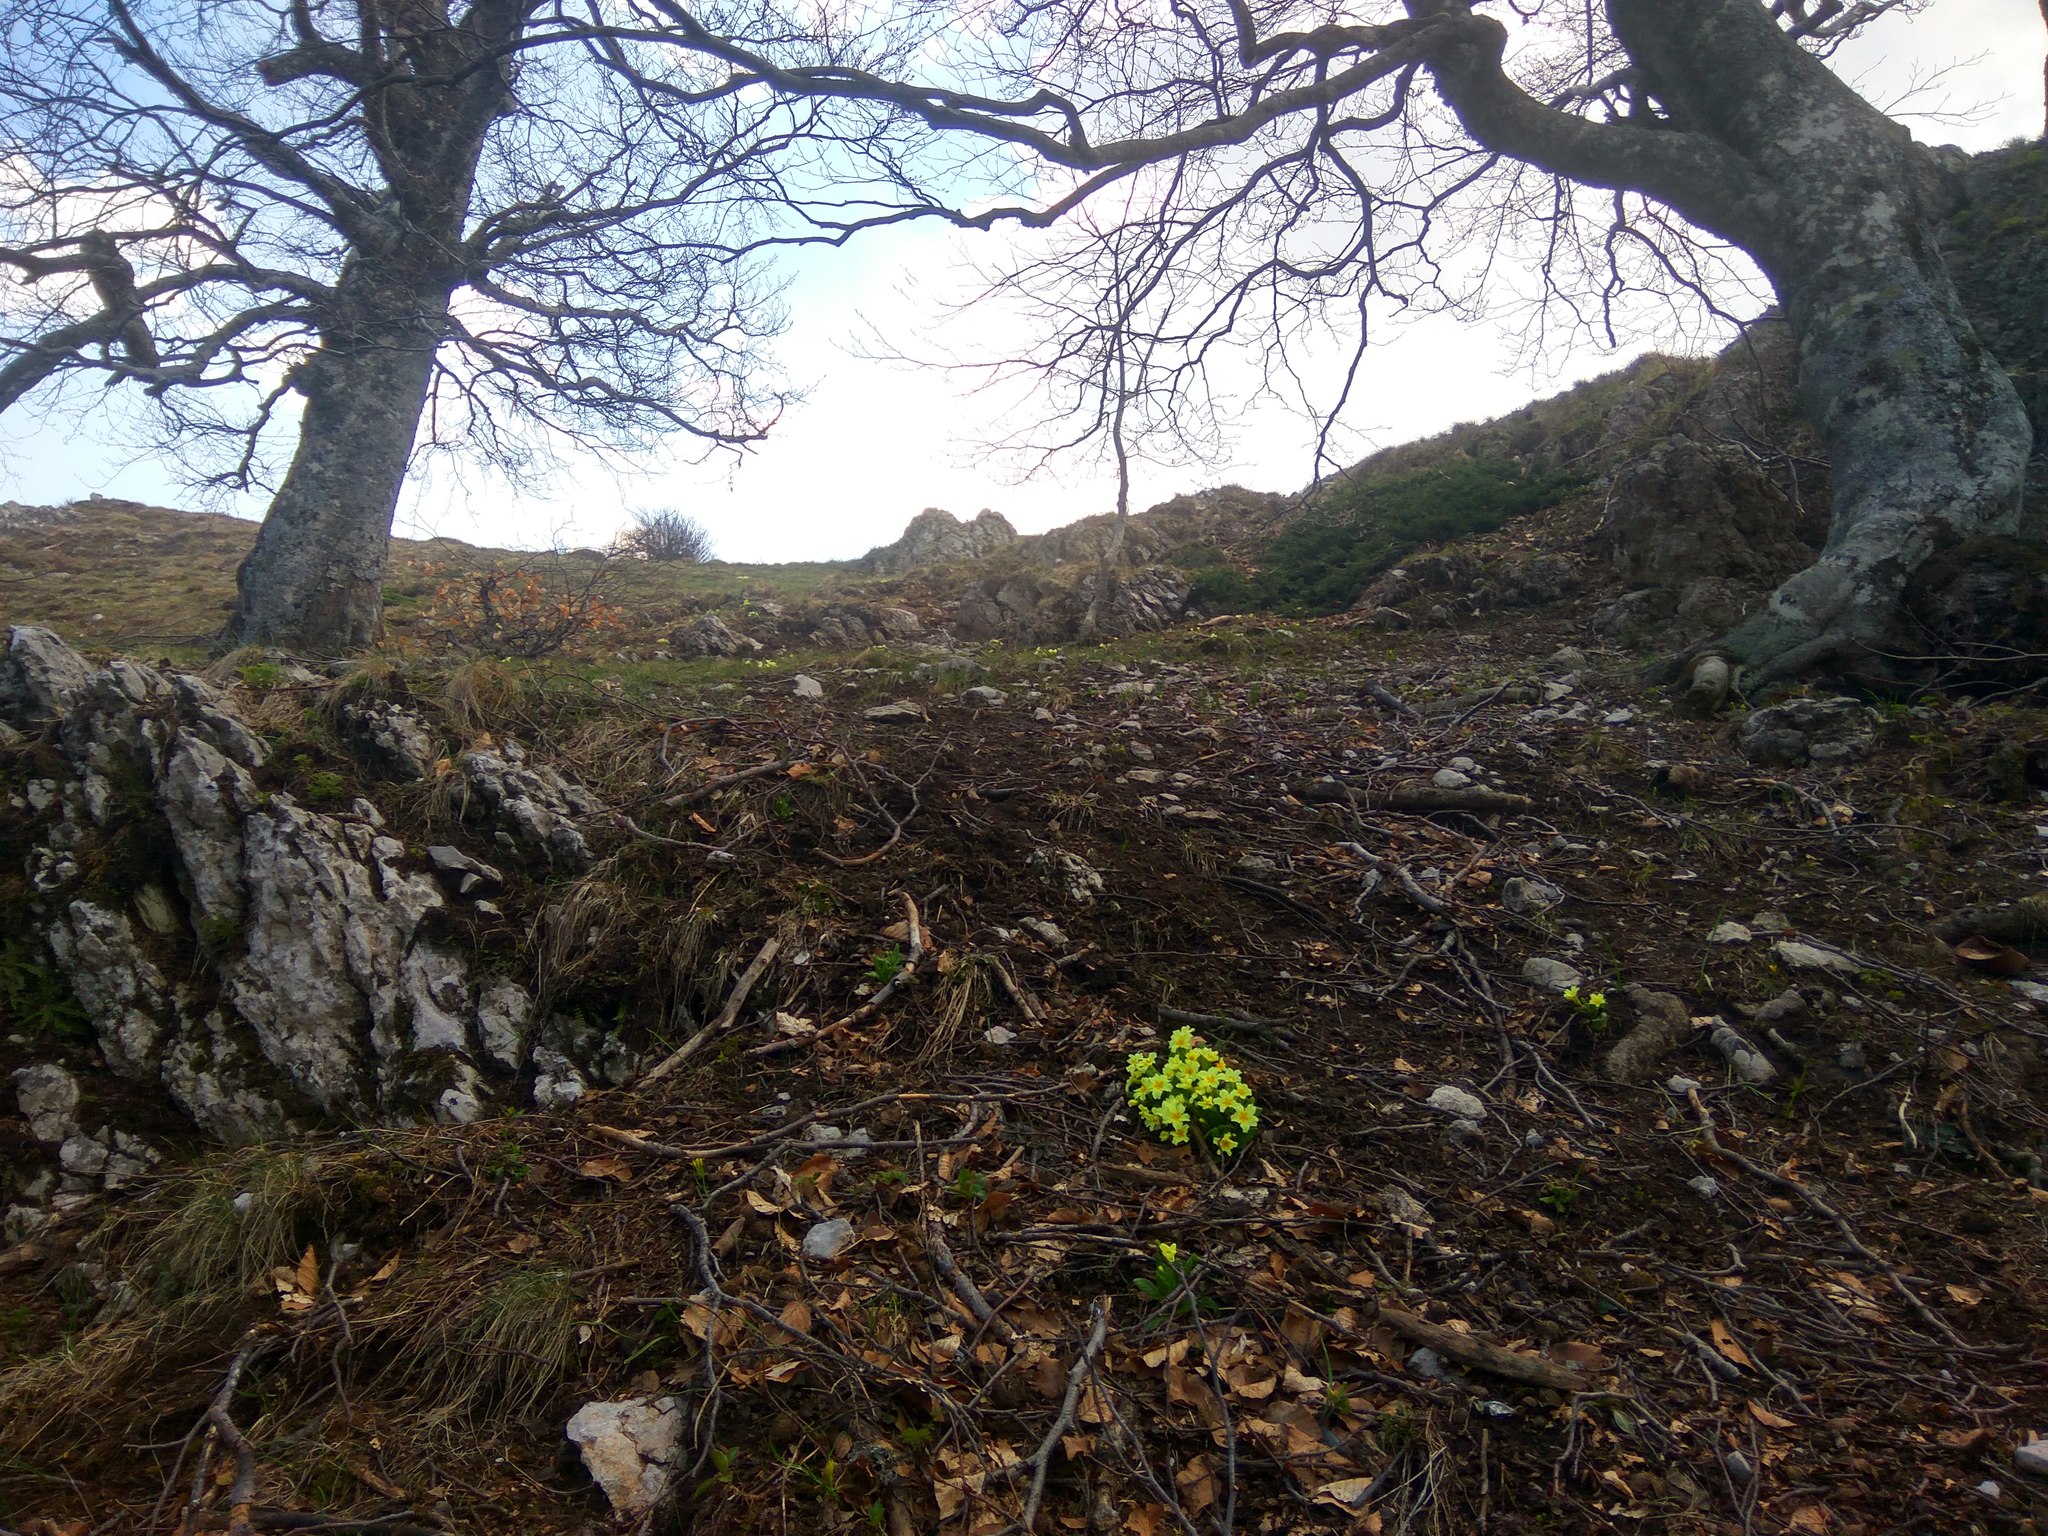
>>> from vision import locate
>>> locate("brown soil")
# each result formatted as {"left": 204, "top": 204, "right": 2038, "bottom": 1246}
{"left": 5, "top": 607, "right": 2048, "bottom": 1536}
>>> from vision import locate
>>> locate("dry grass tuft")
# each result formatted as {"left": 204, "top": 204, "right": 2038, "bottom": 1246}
{"left": 530, "top": 857, "right": 642, "bottom": 1006}
{"left": 438, "top": 659, "right": 529, "bottom": 738}
{"left": 376, "top": 1263, "right": 580, "bottom": 1431}
{"left": 135, "top": 1148, "right": 321, "bottom": 1291}
{"left": 917, "top": 957, "right": 988, "bottom": 1067}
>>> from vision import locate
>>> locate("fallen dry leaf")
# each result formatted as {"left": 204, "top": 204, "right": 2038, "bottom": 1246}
{"left": 577, "top": 1155, "right": 633, "bottom": 1183}
{"left": 1748, "top": 1401, "right": 1797, "bottom": 1430}
{"left": 1711, "top": 1318, "right": 1753, "bottom": 1369}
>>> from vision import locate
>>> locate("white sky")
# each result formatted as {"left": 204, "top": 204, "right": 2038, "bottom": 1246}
{"left": 1, "top": 0, "right": 2041, "bottom": 563}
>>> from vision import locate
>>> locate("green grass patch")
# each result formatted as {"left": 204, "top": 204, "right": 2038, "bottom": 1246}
{"left": 1186, "top": 456, "right": 1587, "bottom": 616}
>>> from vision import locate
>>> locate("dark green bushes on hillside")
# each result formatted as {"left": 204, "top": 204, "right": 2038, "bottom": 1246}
{"left": 1183, "top": 456, "right": 1586, "bottom": 615}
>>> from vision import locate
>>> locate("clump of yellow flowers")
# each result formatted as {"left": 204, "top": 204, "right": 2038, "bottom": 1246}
{"left": 1125, "top": 1027, "right": 1260, "bottom": 1155}
{"left": 1561, "top": 985, "right": 1610, "bottom": 1033}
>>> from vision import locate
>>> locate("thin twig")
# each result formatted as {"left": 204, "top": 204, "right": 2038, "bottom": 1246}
{"left": 641, "top": 936, "right": 781, "bottom": 1084}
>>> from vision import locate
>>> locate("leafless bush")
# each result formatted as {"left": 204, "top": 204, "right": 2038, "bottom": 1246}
{"left": 616, "top": 509, "right": 716, "bottom": 564}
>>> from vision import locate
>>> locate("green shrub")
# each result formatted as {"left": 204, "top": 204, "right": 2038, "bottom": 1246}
{"left": 1209, "top": 456, "right": 1585, "bottom": 616}
{"left": 0, "top": 936, "right": 91, "bottom": 1039}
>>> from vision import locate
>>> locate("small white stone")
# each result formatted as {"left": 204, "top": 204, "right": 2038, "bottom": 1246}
{"left": 1707, "top": 921, "right": 1752, "bottom": 945}
{"left": 1425, "top": 1085, "right": 1487, "bottom": 1121}
{"left": 802, "top": 1217, "right": 856, "bottom": 1262}
{"left": 2014, "top": 1441, "right": 2048, "bottom": 1478}
{"left": 1773, "top": 940, "right": 1860, "bottom": 979}
{"left": 1522, "top": 957, "right": 1584, "bottom": 994}
{"left": 566, "top": 1397, "right": 683, "bottom": 1517}
{"left": 983, "top": 1026, "right": 1020, "bottom": 1046}
{"left": 1432, "top": 768, "right": 1472, "bottom": 790}
{"left": 792, "top": 674, "right": 825, "bottom": 699}
{"left": 1687, "top": 1176, "right": 1721, "bottom": 1200}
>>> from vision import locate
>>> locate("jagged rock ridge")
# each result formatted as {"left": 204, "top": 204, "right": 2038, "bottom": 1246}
{"left": 1, "top": 626, "right": 626, "bottom": 1147}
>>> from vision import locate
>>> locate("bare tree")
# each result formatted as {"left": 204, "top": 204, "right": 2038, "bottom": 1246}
{"left": 616, "top": 507, "right": 716, "bottom": 562}
{"left": 627, "top": 0, "right": 2034, "bottom": 681}
{"left": 0, "top": 0, "right": 807, "bottom": 653}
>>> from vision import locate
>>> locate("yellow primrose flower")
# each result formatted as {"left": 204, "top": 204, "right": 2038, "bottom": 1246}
{"left": 1215, "top": 1131, "right": 1239, "bottom": 1154}
{"left": 1230, "top": 1102, "right": 1258, "bottom": 1132}
{"left": 1142, "top": 1073, "right": 1169, "bottom": 1098}
{"left": 1157, "top": 1242, "right": 1179, "bottom": 1264}
{"left": 1169, "top": 1026, "right": 1196, "bottom": 1051}
{"left": 1588, "top": 992, "right": 1607, "bottom": 1008}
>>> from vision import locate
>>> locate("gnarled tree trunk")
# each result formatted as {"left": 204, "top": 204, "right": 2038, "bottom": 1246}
{"left": 224, "top": 278, "right": 446, "bottom": 653}
{"left": 1610, "top": 0, "right": 2033, "bottom": 681}
{"left": 1419, "top": 0, "right": 2037, "bottom": 682}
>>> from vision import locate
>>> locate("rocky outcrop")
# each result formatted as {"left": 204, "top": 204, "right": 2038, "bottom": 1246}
{"left": 667, "top": 613, "right": 762, "bottom": 657}
{"left": 339, "top": 700, "right": 436, "bottom": 781}
{"left": 857, "top": 508, "right": 1019, "bottom": 574}
{"left": 950, "top": 566, "right": 1191, "bottom": 642}
{"left": 454, "top": 740, "right": 602, "bottom": 871}
{"left": 0, "top": 627, "right": 619, "bottom": 1145}
{"left": 799, "top": 604, "right": 926, "bottom": 649}
{"left": 1736, "top": 696, "right": 1875, "bottom": 769}
{"left": 1592, "top": 434, "right": 1826, "bottom": 643}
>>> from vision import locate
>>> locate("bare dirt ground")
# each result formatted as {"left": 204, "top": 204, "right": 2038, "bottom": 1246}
{"left": 5, "top": 604, "right": 2048, "bottom": 1536}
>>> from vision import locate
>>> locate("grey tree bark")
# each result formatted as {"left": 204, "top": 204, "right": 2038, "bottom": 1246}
{"left": 226, "top": 274, "right": 448, "bottom": 652}
{"left": 1416, "top": 0, "right": 2035, "bottom": 680}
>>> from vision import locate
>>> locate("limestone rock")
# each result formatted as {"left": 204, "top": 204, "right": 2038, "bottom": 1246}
{"left": 792, "top": 673, "right": 825, "bottom": 699}
{"left": 457, "top": 741, "right": 601, "bottom": 870}
{"left": 1772, "top": 939, "right": 1860, "bottom": 979}
{"left": 802, "top": 1216, "right": 857, "bottom": 1261}
{"left": 339, "top": 701, "right": 435, "bottom": 781}
{"left": 864, "top": 701, "right": 928, "bottom": 725}
{"left": 566, "top": 1397, "right": 683, "bottom": 1517}
{"left": 46, "top": 901, "right": 171, "bottom": 1078}
{"left": 427, "top": 845, "right": 504, "bottom": 898}
{"left": 1033, "top": 848, "right": 1105, "bottom": 906}
{"left": 677, "top": 613, "right": 761, "bottom": 657}
{"left": 1501, "top": 877, "right": 1564, "bottom": 916}
{"left": 12, "top": 1063, "right": 80, "bottom": 1142}
{"left": 1522, "top": 957, "right": 1584, "bottom": 994}
{"left": 1737, "top": 697, "right": 1875, "bottom": 769}
{"left": 7, "top": 630, "right": 616, "bottom": 1141}
{"left": 1604, "top": 986, "right": 1693, "bottom": 1085}
{"left": 0, "top": 625, "right": 97, "bottom": 725}
{"left": 858, "top": 508, "right": 1019, "bottom": 574}
{"left": 1425, "top": 1085, "right": 1487, "bottom": 1122}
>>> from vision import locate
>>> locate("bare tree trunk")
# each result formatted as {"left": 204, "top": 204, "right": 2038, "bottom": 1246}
{"left": 1421, "top": 0, "right": 2035, "bottom": 681}
{"left": 1606, "top": 0, "right": 2034, "bottom": 680}
{"left": 224, "top": 274, "right": 447, "bottom": 655}
{"left": 1723, "top": 206, "right": 2032, "bottom": 679}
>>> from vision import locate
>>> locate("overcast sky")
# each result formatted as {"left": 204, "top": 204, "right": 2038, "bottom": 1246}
{"left": 1, "top": 0, "right": 2041, "bottom": 564}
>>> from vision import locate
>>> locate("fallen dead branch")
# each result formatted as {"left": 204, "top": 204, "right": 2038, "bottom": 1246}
{"left": 661, "top": 758, "right": 799, "bottom": 808}
{"left": 640, "top": 935, "right": 782, "bottom": 1084}
{"left": 1292, "top": 777, "right": 1535, "bottom": 814}
{"left": 994, "top": 1297, "right": 1111, "bottom": 1534}
{"left": 749, "top": 893, "right": 924, "bottom": 1059}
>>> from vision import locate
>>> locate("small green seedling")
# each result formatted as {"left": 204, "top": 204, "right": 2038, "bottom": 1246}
{"left": 1133, "top": 1240, "right": 1212, "bottom": 1324}
{"left": 866, "top": 946, "right": 905, "bottom": 985}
